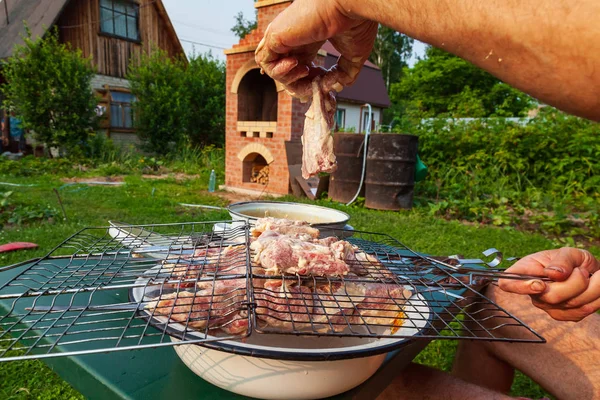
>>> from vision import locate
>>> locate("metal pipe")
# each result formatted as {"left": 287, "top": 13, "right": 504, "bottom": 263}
{"left": 346, "top": 103, "right": 372, "bottom": 206}
{"left": 3, "top": 0, "right": 9, "bottom": 25}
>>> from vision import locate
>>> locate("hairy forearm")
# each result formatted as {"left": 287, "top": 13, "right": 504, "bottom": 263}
{"left": 343, "top": 0, "right": 600, "bottom": 121}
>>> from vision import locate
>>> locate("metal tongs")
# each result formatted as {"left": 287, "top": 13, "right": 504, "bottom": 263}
{"left": 423, "top": 248, "right": 553, "bottom": 282}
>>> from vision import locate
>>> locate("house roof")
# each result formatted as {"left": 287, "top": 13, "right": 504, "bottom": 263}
{"left": 321, "top": 42, "right": 391, "bottom": 108}
{"left": 0, "top": 0, "right": 70, "bottom": 59}
{"left": 0, "top": 0, "right": 185, "bottom": 60}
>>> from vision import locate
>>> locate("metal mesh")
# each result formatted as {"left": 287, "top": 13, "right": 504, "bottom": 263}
{"left": 0, "top": 221, "right": 545, "bottom": 362}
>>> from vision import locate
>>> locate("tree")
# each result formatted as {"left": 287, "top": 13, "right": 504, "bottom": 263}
{"left": 127, "top": 49, "right": 225, "bottom": 154}
{"left": 1, "top": 27, "right": 98, "bottom": 154}
{"left": 186, "top": 52, "right": 225, "bottom": 147}
{"left": 390, "top": 46, "right": 534, "bottom": 119}
{"left": 231, "top": 11, "right": 257, "bottom": 39}
{"left": 369, "top": 26, "right": 413, "bottom": 89}
{"left": 128, "top": 49, "right": 188, "bottom": 154}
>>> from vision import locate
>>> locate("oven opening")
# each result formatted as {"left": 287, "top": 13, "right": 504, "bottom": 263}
{"left": 238, "top": 69, "right": 278, "bottom": 122}
{"left": 243, "top": 153, "right": 269, "bottom": 185}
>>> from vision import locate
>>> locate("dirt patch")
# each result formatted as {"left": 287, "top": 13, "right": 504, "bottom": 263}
{"left": 62, "top": 176, "right": 124, "bottom": 184}
{"left": 214, "top": 191, "right": 257, "bottom": 205}
{"left": 61, "top": 173, "right": 199, "bottom": 184}
{"left": 141, "top": 173, "right": 197, "bottom": 181}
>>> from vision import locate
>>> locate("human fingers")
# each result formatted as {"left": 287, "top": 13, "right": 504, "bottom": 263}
{"left": 498, "top": 252, "right": 552, "bottom": 295}
{"left": 324, "top": 21, "right": 378, "bottom": 90}
{"left": 531, "top": 293, "right": 600, "bottom": 322}
{"left": 255, "top": 0, "right": 351, "bottom": 68}
{"left": 541, "top": 247, "right": 599, "bottom": 282}
{"left": 534, "top": 267, "right": 590, "bottom": 305}
{"left": 561, "top": 270, "right": 600, "bottom": 308}
{"left": 499, "top": 248, "right": 598, "bottom": 296}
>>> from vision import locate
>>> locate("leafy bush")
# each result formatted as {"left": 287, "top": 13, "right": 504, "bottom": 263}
{"left": 1, "top": 26, "right": 98, "bottom": 153}
{"left": 185, "top": 53, "right": 226, "bottom": 147}
{"left": 0, "top": 156, "right": 75, "bottom": 177}
{"left": 127, "top": 49, "right": 188, "bottom": 154}
{"left": 0, "top": 191, "right": 58, "bottom": 228}
{"left": 127, "top": 49, "right": 225, "bottom": 154}
{"left": 403, "top": 108, "right": 600, "bottom": 239}
{"left": 390, "top": 46, "right": 534, "bottom": 119}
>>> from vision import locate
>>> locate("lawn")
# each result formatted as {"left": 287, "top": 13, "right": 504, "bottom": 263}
{"left": 0, "top": 172, "right": 588, "bottom": 399}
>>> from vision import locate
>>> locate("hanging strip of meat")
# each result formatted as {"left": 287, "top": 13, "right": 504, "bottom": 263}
{"left": 301, "top": 76, "right": 338, "bottom": 179}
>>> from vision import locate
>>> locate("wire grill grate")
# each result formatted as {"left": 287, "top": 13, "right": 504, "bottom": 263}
{"left": 0, "top": 221, "right": 545, "bottom": 362}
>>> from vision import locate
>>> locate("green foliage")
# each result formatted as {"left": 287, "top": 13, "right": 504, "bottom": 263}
{"left": 167, "top": 145, "right": 225, "bottom": 179}
{"left": 0, "top": 191, "right": 58, "bottom": 228}
{"left": 390, "top": 46, "right": 534, "bottom": 119}
{"left": 231, "top": 10, "right": 257, "bottom": 39}
{"left": 127, "top": 49, "right": 188, "bottom": 154}
{"left": 0, "top": 156, "right": 75, "bottom": 177}
{"left": 406, "top": 108, "right": 600, "bottom": 240}
{"left": 369, "top": 26, "right": 413, "bottom": 89}
{"left": 1, "top": 26, "right": 98, "bottom": 153}
{"left": 127, "top": 49, "right": 225, "bottom": 154}
{"left": 185, "top": 53, "right": 226, "bottom": 147}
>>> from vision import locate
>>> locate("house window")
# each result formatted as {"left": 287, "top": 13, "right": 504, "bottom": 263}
{"left": 110, "top": 91, "right": 135, "bottom": 129}
{"left": 362, "top": 111, "right": 375, "bottom": 133}
{"left": 100, "top": 0, "right": 140, "bottom": 41}
{"left": 335, "top": 108, "right": 346, "bottom": 130}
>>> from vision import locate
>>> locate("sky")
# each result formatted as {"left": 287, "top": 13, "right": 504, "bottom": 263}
{"left": 161, "top": 0, "right": 426, "bottom": 66}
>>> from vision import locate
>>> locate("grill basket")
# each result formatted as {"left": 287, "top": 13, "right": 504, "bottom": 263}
{"left": 0, "top": 221, "right": 545, "bottom": 362}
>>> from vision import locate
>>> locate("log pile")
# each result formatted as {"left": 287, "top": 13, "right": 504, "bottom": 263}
{"left": 251, "top": 165, "right": 269, "bottom": 185}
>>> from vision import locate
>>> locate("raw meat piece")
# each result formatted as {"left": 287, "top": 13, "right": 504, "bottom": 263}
{"left": 252, "top": 217, "right": 319, "bottom": 239}
{"left": 163, "top": 244, "right": 249, "bottom": 288}
{"left": 326, "top": 240, "right": 394, "bottom": 279}
{"left": 146, "top": 285, "right": 248, "bottom": 335}
{"left": 255, "top": 280, "right": 314, "bottom": 330}
{"left": 301, "top": 76, "right": 337, "bottom": 179}
{"left": 250, "top": 231, "right": 350, "bottom": 277}
{"left": 311, "top": 281, "right": 363, "bottom": 332}
{"left": 354, "top": 283, "right": 413, "bottom": 328}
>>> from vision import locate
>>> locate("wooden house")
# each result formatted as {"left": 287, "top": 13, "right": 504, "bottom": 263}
{"left": 0, "top": 0, "right": 185, "bottom": 150}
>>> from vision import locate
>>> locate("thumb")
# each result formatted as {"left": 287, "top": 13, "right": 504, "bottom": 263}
{"left": 543, "top": 247, "right": 597, "bottom": 282}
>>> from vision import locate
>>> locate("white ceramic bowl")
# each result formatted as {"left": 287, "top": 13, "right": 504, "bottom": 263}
{"left": 171, "top": 337, "right": 388, "bottom": 400}
{"left": 131, "top": 279, "right": 430, "bottom": 400}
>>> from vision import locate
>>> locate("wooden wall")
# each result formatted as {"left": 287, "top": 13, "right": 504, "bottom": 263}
{"left": 58, "top": 0, "right": 182, "bottom": 79}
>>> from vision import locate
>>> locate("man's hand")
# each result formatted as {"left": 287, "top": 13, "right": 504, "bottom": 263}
{"left": 498, "top": 247, "right": 600, "bottom": 321}
{"left": 255, "top": 0, "right": 377, "bottom": 100}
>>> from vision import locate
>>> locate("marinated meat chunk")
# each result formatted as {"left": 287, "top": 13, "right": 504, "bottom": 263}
{"left": 354, "top": 283, "right": 413, "bottom": 328}
{"left": 311, "top": 281, "right": 363, "bottom": 332}
{"left": 255, "top": 280, "right": 314, "bottom": 330}
{"left": 146, "top": 285, "right": 247, "bottom": 334}
{"left": 301, "top": 76, "right": 337, "bottom": 179}
{"left": 251, "top": 231, "right": 350, "bottom": 277}
{"left": 329, "top": 240, "right": 393, "bottom": 279}
{"left": 162, "top": 244, "right": 250, "bottom": 288}
{"left": 252, "top": 217, "right": 319, "bottom": 239}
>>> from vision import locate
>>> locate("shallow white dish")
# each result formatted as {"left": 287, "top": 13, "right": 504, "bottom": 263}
{"left": 130, "top": 271, "right": 431, "bottom": 400}
{"left": 227, "top": 201, "right": 350, "bottom": 228}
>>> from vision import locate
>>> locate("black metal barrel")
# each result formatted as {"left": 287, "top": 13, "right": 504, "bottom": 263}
{"left": 329, "top": 133, "right": 366, "bottom": 204}
{"left": 365, "top": 134, "right": 418, "bottom": 210}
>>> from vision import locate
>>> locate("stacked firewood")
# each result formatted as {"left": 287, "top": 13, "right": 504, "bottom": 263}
{"left": 251, "top": 165, "right": 269, "bottom": 185}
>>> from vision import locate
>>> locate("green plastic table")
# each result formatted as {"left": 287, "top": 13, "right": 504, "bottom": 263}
{"left": 0, "top": 260, "right": 432, "bottom": 400}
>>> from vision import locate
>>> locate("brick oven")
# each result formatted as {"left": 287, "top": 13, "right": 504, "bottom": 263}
{"left": 224, "top": 0, "right": 326, "bottom": 196}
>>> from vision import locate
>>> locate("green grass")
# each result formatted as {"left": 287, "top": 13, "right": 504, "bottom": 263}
{"left": 1, "top": 173, "right": 589, "bottom": 399}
